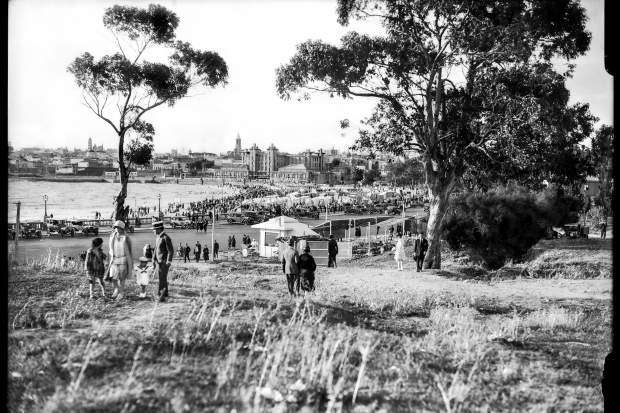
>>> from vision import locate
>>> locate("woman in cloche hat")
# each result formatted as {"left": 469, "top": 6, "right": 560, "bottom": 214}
{"left": 107, "top": 220, "right": 133, "bottom": 301}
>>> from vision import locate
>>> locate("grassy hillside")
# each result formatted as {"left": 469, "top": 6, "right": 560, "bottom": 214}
{"left": 7, "top": 240, "right": 611, "bottom": 412}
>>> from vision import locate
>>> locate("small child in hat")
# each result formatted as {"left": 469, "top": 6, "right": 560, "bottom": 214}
{"left": 84, "top": 237, "right": 107, "bottom": 299}
{"left": 133, "top": 256, "right": 153, "bottom": 298}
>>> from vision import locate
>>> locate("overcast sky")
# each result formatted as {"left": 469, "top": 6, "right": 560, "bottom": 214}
{"left": 8, "top": 0, "right": 612, "bottom": 155}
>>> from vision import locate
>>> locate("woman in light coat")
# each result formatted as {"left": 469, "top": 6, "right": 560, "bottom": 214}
{"left": 107, "top": 220, "right": 133, "bottom": 300}
{"left": 394, "top": 233, "right": 405, "bottom": 272}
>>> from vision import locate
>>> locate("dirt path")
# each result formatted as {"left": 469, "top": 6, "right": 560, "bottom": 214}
{"left": 317, "top": 267, "right": 611, "bottom": 309}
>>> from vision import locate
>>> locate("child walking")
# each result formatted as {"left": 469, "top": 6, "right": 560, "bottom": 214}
{"left": 84, "top": 237, "right": 107, "bottom": 299}
{"left": 133, "top": 257, "right": 153, "bottom": 299}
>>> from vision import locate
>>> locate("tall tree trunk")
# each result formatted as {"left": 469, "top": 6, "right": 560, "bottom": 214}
{"left": 423, "top": 166, "right": 456, "bottom": 269}
{"left": 114, "top": 131, "right": 129, "bottom": 221}
{"left": 114, "top": 179, "right": 129, "bottom": 221}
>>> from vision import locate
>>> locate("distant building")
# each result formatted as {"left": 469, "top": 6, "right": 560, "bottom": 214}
{"left": 86, "top": 137, "right": 107, "bottom": 159}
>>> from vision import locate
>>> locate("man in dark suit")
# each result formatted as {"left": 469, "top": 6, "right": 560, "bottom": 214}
{"left": 184, "top": 243, "right": 191, "bottom": 262}
{"left": 151, "top": 221, "right": 174, "bottom": 301}
{"left": 328, "top": 234, "right": 338, "bottom": 268}
{"left": 413, "top": 233, "right": 429, "bottom": 272}
{"left": 213, "top": 240, "right": 219, "bottom": 258}
{"left": 282, "top": 238, "right": 300, "bottom": 296}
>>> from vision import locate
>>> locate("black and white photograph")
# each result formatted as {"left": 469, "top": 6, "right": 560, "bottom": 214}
{"left": 7, "top": 0, "right": 613, "bottom": 411}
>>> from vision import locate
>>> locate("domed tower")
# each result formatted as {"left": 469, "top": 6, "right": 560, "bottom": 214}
{"left": 88, "top": 137, "right": 92, "bottom": 152}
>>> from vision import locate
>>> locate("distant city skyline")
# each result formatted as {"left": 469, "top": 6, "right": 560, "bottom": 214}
{"left": 10, "top": 132, "right": 352, "bottom": 156}
{"left": 9, "top": 0, "right": 611, "bottom": 154}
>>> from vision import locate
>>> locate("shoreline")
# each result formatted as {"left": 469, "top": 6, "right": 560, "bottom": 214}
{"left": 9, "top": 175, "right": 108, "bottom": 183}
{"left": 8, "top": 175, "right": 234, "bottom": 185}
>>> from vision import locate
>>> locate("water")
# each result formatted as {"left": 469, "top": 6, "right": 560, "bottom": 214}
{"left": 8, "top": 179, "right": 235, "bottom": 222}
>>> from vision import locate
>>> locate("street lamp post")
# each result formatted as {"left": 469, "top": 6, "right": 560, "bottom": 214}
{"left": 158, "top": 193, "right": 161, "bottom": 212}
{"left": 43, "top": 195, "right": 48, "bottom": 220}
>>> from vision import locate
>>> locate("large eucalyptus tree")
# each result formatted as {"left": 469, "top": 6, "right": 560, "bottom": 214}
{"left": 68, "top": 4, "right": 228, "bottom": 220}
{"left": 276, "top": 0, "right": 594, "bottom": 268}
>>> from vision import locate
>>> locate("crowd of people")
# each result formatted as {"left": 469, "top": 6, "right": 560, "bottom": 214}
{"left": 79, "top": 182, "right": 432, "bottom": 300}
{"left": 116, "top": 181, "right": 423, "bottom": 224}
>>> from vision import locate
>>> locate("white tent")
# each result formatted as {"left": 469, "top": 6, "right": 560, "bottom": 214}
{"left": 251, "top": 216, "right": 319, "bottom": 257}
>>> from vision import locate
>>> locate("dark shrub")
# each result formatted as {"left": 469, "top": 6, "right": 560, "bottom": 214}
{"left": 442, "top": 186, "right": 580, "bottom": 269}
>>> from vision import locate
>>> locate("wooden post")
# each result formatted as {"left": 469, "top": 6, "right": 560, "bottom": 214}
{"left": 14, "top": 201, "right": 21, "bottom": 250}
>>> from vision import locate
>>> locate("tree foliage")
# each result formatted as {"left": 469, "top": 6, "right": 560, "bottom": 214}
{"left": 590, "top": 125, "right": 614, "bottom": 219}
{"left": 276, "top": 0, "right": 593, "bottom": 268}
{"left": 384, "top": 158, "right": 424, "bottom": 187}
{"left": 68, "top": 3, "right": 228, "bottom": 220}
{"left": 362, "top": 168, "right": 382, "bottom": 185}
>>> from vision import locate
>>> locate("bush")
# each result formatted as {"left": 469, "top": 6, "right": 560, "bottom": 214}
{"left": 442, "top": 186, "right": 580, "bottom": 269}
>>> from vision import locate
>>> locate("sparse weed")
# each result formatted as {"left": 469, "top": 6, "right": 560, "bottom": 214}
{"left": 7, "top": 253, "right": 608, "bottom": 412}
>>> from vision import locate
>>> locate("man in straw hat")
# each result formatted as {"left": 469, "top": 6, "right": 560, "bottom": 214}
{"left": 151, "top": 221, "right": 174, "bottom": 302}
{"left": 107, "top": 220, "right": 133, "bottom": 301}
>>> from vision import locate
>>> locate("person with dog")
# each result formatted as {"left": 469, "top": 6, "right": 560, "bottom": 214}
{"left": 151, "top": 221, "right": 174, "bottom": 302}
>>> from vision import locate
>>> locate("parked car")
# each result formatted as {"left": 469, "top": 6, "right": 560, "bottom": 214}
{"left": 227, "top": 212, "right": 254, "bottom": 225}
{"left": 359, "top": 205, "right": 373, "bottom": 214}
{"left": 19, "top": 223, "right": 43, "bottom": 239}
{"left": 294, "top": 208, "right": 320, "bottom": 219}
{"left": 244, "top": 211, "right": 268, "bottom": 223}
{"left": 563, "top": 223, "right": 589, "bottom": 238}
{"left": 170, "top": 216, "right": 190, "bottom": 229}
{"left": 77, "top": 220, "right": 99, "bottom": 236}
{"left": 344, "top": 206, "right": 363, "bottom": 215}
{"left": 71, "top": 220, "right": 86, "bottom": 233}
{"left": 8, "top": 224, "right": 16, "bottom": 240}
{"left": 45, "top": 218, "right": 75, "bottom": 237}
{"left": 385, "top": 206, "right": 400, "bottom": 215}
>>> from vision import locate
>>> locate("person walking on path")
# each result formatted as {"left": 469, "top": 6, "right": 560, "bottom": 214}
{"left": 151, "top": 221, "right": 174, "bottom": 302}
{"left": 194, "top": 241, "right": 201, "bottom": 262}
{"left": 394, "top": 233, "right": 405, "bottom": 272}
{"left": 282, "top": 238, "right": 301, "bottom": 297}
{"left": 213, "top": 240, "right": 219, "bottom": 259}
{"left": 600, "top": 221, "right": 607, "bottom": 239}
{"left": 107, "top": 221, "right": 133, "bottom": 301}
{"left": 203, "top": 245, "right": 209, "bottom": 261}
{"left": 231, "top": 235, "right": 237, "bottom": 250}
{"left": 184, "top": 243, "right": 191, "bottom": 263}
{"left": 133, "top": 257, "right": 153, "bottom": 299}
{"left": 84, "top": 237, "right": 107, "bottom": 299}
{"left": 228, "top": 236, "right": 232, "bottom": 250}
{"left": 327, "top": 234, "right": 338, "bottom": 268}
{"left": 299, "top": 245, "right": 317, "bottom": 294}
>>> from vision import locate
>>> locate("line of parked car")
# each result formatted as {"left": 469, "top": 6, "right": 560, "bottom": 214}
{"left": 8, "top": 218, "right": 104, "bottom": 240}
